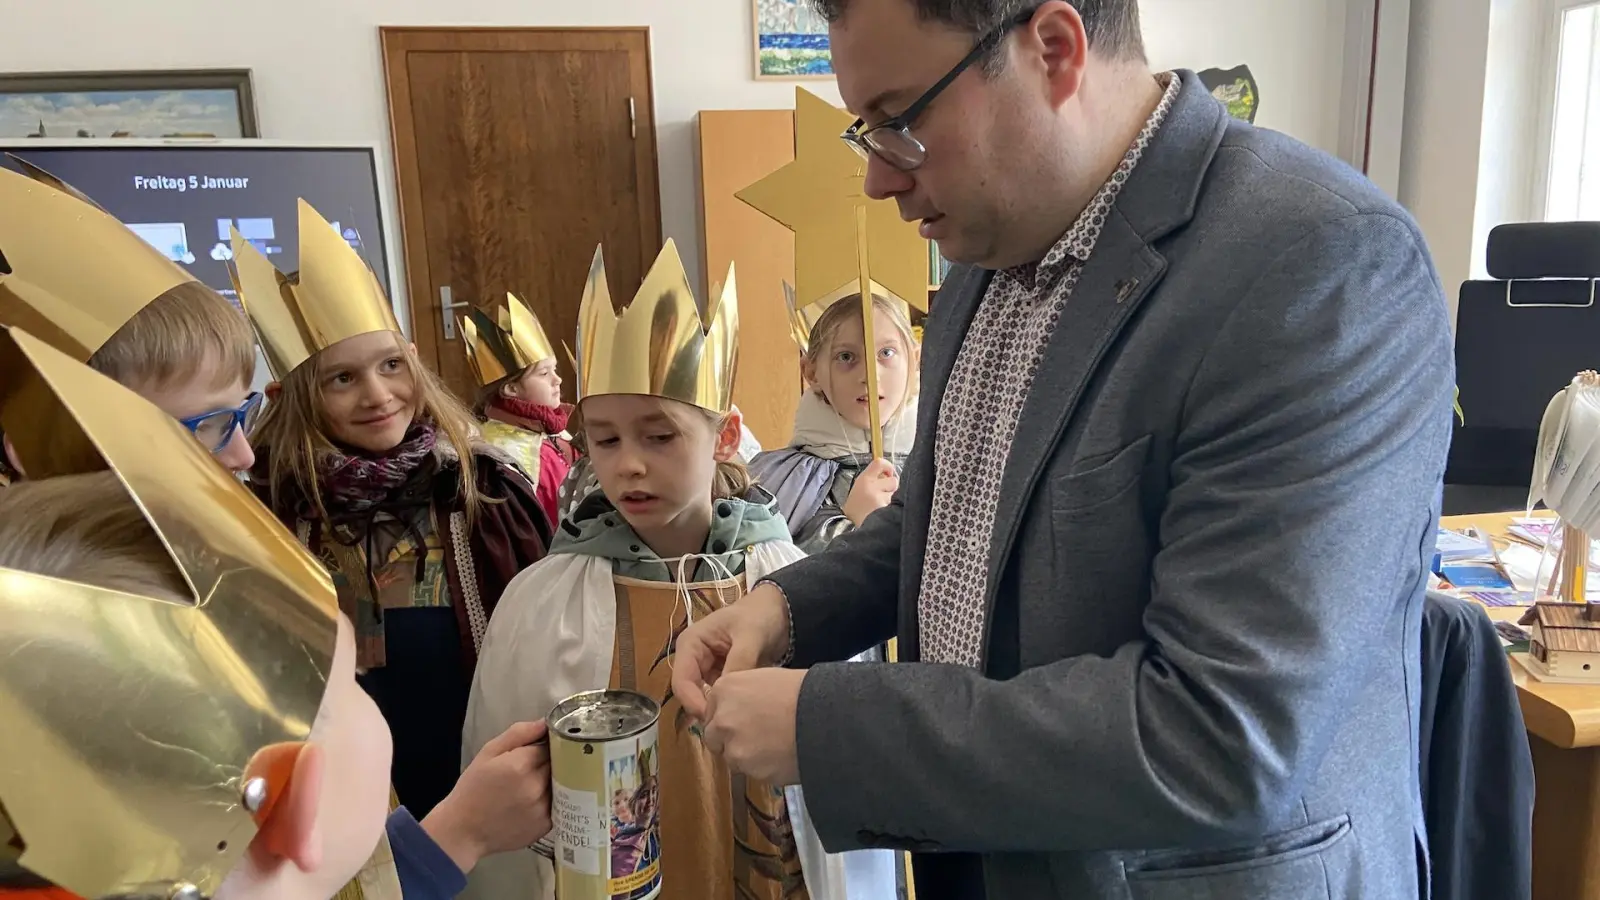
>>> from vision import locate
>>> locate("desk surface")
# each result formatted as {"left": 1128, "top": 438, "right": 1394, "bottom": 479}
{"left": 1443, "top": 511, "right": 1600, "bottom": 748}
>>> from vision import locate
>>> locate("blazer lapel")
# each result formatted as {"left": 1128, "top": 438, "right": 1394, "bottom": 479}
{"left": 976, "top": 70, "right": 1230, "bottom": 648}
{"left": 982, "top": 218, "right": 1164, "bottom": 599}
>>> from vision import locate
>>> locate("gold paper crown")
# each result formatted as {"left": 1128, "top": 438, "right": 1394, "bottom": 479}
{"left": 0, "top": 157, "right": 198, "bottom": 361}
{"left": 461, "top": 293, "right": 558, "bottom": 386}
{"left": 230, "top": 199, "right": 401, "bottom": 378}
{"left": 576, "top": 240, "right": 738, "bottom": 414}
{"left": 0, "top": 327, "right": 339, "bottom": 898}
{"left": 782, "top": 280, "right": 910, "bottom": 358}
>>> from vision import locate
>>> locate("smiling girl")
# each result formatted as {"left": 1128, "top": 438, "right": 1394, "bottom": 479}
{"left": 236, "top": 200, "right": 551, "bottom": 822}
{"left": 749, "top": 293, "right": 920, "bottom": 553}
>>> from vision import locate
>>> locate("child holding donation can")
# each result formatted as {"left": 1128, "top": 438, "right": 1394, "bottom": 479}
{"left": 461, "top": 243, "right": 897, "bottom": 900}
{"left": 234, "top": 201, "right": 552, "bottom": 822}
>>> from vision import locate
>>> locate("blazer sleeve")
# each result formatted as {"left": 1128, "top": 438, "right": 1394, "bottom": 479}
{"left": 789, "top": 212, "right": 1457, "bottom": 853}
{"left": 764, "top": 491, "right": 905, "bottom": 668}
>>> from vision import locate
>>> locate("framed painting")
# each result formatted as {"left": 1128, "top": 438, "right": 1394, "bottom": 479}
{"left": 0, "top": 69, "right": 258, "bottom": 139}
{"left": 754, "top": 0, "right": 834, "bottom": 80}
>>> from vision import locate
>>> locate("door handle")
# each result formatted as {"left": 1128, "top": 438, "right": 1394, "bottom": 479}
{"left": 439, "top": 285, "right": 472, "bottom": 340}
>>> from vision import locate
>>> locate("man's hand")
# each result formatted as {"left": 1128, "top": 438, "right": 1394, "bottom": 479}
{"left": 421, "top": 720, "right": 552, "bottom": 875}
{"left": 673, "top": 582, "right": 792, "bottom": 722}
{"left": 701, "top": 668, "right": 805, "bottom": 785}
{"left": 842, "top": 458, "right": 900, "bottom": 526}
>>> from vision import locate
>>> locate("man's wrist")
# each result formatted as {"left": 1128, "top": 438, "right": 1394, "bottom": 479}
{"left": 419, "top": 796, "right": 487, "bottom": 876}
{"left": 754, "top": 579, "right": 797, "bottom": 666}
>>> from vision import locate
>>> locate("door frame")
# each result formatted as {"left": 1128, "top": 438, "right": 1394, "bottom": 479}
{"left": 1338, "top": 0, "right": 1412, "bottom": 197}
{"left": 380, "top": 25, "right": 663, "bottom": 383}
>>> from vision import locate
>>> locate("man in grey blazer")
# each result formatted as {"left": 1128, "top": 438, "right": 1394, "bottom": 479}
{"left": 674, "top": 1, "right": 1455, "bottom": 898}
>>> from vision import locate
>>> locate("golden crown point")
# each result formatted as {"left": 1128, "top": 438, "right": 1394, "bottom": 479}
{"left": 0, "top": 326, "right": 338, "bottom": 898}
{"left": 461, "top": 292, "right": 558, "bottom": 387}
{"left": 576, "top": 240, "right": 739, "bottom": 415}
{"left": 782, "top": 279, "right": 910, "bottom": 358}
{"left": 230, "top": 199, "right": 401, "bottom": 378}
{"left": 0, "top": 157, "right": 197, "bottom": 361}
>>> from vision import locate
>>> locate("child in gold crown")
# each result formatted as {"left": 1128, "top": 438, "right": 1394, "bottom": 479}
{"left": 461, "top": 243, "right": 896, "bottom": 900}
{"left": 461, "top": 295, "right": 576, "bottom": 527}
{"left": 235, "top": 200, "right": 552, "bottom": 825}
{"left": 0, "top": 162, "right": 261, "bottom": 478}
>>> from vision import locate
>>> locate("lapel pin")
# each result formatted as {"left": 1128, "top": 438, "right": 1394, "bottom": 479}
{"left": 1115, "top": 278, "right": 1139, "bottom": 303}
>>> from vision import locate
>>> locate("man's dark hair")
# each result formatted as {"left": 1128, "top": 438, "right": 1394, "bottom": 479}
{"left": 811, "top": 0, "right": 1146, "bottom": 64}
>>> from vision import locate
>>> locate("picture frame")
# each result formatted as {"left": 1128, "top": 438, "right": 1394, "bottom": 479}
{"left": 753, "top": 0, "right": 834, "bottom": 80}
{"left": 0, "top": 69, "right": 259, "bottom": 139}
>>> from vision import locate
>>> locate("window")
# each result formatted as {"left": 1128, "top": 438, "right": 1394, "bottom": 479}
{"left": 1545, "top": 1, "right": 1600, "bottom": 220}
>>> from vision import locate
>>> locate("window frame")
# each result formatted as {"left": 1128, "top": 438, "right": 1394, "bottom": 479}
{"left": 1534, "top": 0, "right": 1600, "bottom": 220}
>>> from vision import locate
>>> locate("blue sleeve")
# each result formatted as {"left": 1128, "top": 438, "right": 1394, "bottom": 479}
{"left": 387, "top": 806, "right": 468, "bottom": 899}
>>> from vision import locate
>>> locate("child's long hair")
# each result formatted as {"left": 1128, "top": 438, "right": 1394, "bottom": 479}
{"left": 805, "top": 293, "right": 921, "bottom": 412}
{"left": 250, "top": 331, "right": 487, "bottom": 525}
{"left": 0, "top": 472, "right": 187, "bottom": 602}
{"left": 90, "top": 282, "right": 256, "bottom": 392}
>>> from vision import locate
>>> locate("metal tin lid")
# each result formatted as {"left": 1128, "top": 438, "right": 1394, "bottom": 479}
{"left": 548, "top": 689, "right": 659, "bottom": 742}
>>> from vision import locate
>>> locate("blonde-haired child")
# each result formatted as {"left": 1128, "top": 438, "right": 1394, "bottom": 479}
{"left": 749, "top": 293, "right": 920, "bottom": 553}
{"left": 235, "top": 201, "right": 551, "bottom": 822}
{"left": 461, "top": 243, "right": 895, "bottom": 900}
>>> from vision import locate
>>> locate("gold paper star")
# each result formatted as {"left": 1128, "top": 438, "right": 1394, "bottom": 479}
{"left": 736, "top": 87, "right": 929, "bottom": 313}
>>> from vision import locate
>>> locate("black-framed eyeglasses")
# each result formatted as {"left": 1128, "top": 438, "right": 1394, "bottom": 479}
{"left": 842, "top": 9, "right": 1035, "bottom": 171}
{"left": 179, "top": 391, "right": 264, "bottom": 454}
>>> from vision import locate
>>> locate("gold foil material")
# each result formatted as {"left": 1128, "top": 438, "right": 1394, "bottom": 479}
{"left": 0, "top": 327, "right": 339, "bottom": 898}
{"left": 735, "top": 88, "right": 930, "bottom": 314}
{"left": 782, "top": 279, "right": 910, "bottom": 358}
{"left": 0, "top": 158, "right": 197, "bottom": 360}
{"left": 576, "top": 241, "right": 739, "bottom": 415}
{"left": 461, "top": 293, "right": 558, "bottom": 386}
{"left": 230, "top": 199, "right": 401, "bottom": 378}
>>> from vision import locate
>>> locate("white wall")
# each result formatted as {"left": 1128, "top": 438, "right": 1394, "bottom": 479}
{"left": 1399, "top": 0, "right": 1495, "bottom": 312}
{"left": 8, "top": 0, "right": 1354, "bottom": 309}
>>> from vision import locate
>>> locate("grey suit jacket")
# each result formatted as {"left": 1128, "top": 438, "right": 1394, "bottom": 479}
{"left": 766, "top": 70, "right": 1455, "bottom": 900}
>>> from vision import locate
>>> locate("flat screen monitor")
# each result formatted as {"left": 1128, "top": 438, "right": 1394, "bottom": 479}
{"left": 0, "top": 141, "right": 398, "bottom": 389}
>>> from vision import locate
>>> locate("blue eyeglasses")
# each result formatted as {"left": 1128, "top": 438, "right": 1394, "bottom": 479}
{"left": 179, "top": 392, "right": 264, "bottom": 454}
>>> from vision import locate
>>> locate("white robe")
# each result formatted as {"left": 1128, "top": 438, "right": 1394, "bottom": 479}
{"left": 459, "top": 544, "right": 897, "bottom": 900}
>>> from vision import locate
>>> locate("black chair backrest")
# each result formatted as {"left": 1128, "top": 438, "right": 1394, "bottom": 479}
{"left": 1448, "top": 222, "right": 1600, "bottom": 487}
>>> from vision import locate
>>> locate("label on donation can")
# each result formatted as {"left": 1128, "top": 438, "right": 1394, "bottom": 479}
{"left": 549, "top": 690, "right": 662, "bottom": 900}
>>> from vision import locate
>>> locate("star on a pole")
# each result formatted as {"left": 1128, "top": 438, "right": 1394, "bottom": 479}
{"left": 735, "top": 87, "right": 929, "bottom": 314}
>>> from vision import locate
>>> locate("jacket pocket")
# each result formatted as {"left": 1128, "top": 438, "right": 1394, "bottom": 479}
{"left": 1050, "top": 434, "right": 1152, "bottom": 514}
{"left": 1124, "top": 815, "right": 1355, "bottom": 900}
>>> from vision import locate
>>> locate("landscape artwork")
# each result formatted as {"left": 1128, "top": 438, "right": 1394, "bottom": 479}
{"left": 755, "top": 0, "right": 833, "bottom": 79}
{"left": 0, "top": 71, "right": 257, "bottom": 139}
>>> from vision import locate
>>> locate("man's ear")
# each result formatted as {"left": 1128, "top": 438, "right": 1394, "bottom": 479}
{"left": 713, "top": 408, "right": 744, "bottom": 463}
{"left": 264, "top": 381, "right": 283, "bottom": 403}
{"left": 246, "top": 742, "right": 326, "bottom": 872}
{"left": 3, "top": 433, "right": 23, "bottom": 478}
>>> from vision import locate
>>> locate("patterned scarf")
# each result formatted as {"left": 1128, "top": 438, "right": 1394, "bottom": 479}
{"left": 314, "top": 423, "right": 439, "bottom": 518}
{"left": 488, "top": 395, "right": 571, "bottom": 435}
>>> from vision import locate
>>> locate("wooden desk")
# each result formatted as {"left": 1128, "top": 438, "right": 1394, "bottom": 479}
{"left": 1443, "top": 512, "right": 1600, "bottom": 898}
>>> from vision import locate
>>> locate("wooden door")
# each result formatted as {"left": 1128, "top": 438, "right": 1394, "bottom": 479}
{"left": 383, "top": 27, "right": 661, "bottom": 401}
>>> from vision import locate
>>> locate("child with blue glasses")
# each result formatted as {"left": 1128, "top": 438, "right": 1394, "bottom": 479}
{"left": 0, "top": 161, "right": 260, "bottom": 474}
